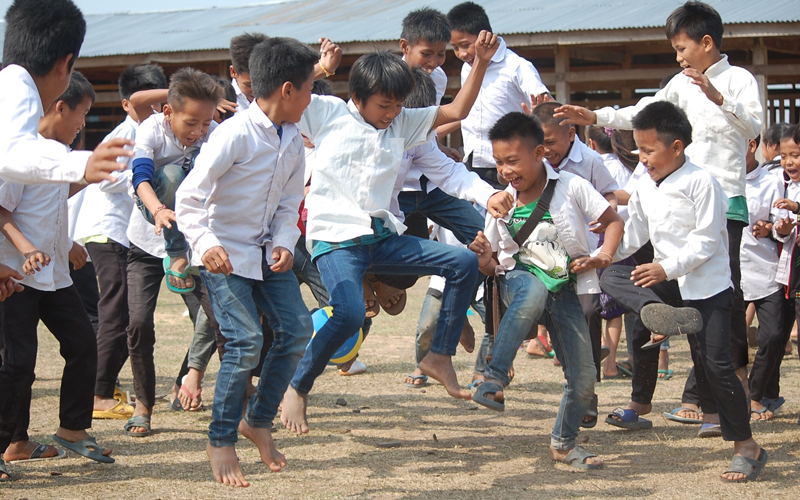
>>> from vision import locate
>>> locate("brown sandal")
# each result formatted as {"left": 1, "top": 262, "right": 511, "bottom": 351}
{"left": 362, "top": 277, "right": 380, "bottom": 318}
{"left": 366, "top": 275, "right": 407, "bottom": 315}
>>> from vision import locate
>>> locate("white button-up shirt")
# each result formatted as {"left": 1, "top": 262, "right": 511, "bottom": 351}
{"left": 618, "top": 162, "right": 649, "bottom": 221}
{"left": 0, "top": 64, "right": 91, "bottom": 184}
{"left": 232, "top": 79, "right": 251, "bottom": 113}
{"left": 484, "top": 163, "right": 610, "bottom": 295}
{"left": 133, "top": 112, "right": 217, "bottom": 169}
{"left": 547, "top": 137, "right": 619, "bottom": 195}
{"left": 300, "top": 96, "right": 438, "bottom": 244}
{"left": 600, "top": 153, "right": 632, "bottom": 190}
{"left": 613, "top": 161, "right": 732, "bottom": 300}
{"left": 176, "top": 103, "right": 305, "bottom": 281}
{"left": 773, "top": 172, "right": 798, "bottom": 287}
{"left": 460, "top": 38, "right": 549, "bottom": 171}
{"left": 740, "top": 165, "right": 784, "bottom": 301}
{"left": 595, "top": 55, "right": 762, "bottom": 199}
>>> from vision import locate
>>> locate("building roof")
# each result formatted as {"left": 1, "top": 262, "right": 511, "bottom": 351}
{"left": 1, "top": 0, "right": 799, "bottom": 60}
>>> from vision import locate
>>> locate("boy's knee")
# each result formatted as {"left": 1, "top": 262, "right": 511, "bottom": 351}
{"left": 153, "top": 164, "right": 185, "bottom": 207}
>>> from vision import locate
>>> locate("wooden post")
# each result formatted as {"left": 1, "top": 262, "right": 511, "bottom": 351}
{"left": 621, "top": 52, "right": 633, "bottom": 104}
{"left": 753, "top": 38, "right": 768, "bottom": 128}
{"left": 555, "top": 45, "right": 570, "bottom": 103}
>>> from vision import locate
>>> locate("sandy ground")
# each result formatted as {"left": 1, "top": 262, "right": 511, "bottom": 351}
{"left": 3, "top": 280, "right": 800, "bottom": 499}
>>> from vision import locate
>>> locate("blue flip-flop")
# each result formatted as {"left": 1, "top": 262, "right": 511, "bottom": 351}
{"left": 404, "top": 374, "right": 428, "bottom": 388}
{"left": 163, "top": 256, "right": 198, "bottom": 294}
{"left": 762, "top": 397, "right": 786, "bottom": 415}
{"left": 697, "top": 422, "right": 722, "bottom": 438}
{"left": 663, "top": 407, "right": 703, "bottom": 424}
{"left": 473, "top": 381, "right": 505, "bottom": 412}
{"left": 605, "top": 408, "right": 653, "bottom": 429}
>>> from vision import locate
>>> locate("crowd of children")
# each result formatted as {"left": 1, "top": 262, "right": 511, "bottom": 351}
{"left": 0, "top": 0, "right": 796, "bottom": 488}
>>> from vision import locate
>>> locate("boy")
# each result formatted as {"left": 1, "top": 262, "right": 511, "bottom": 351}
{"left": 0, "top": 72, "right": 113, "bottom": 483}
{"left": 600, "top": 101, "right": 766, "bottom": 482}
{"left": 445, "top": 1, "right": 550, "bottom": 189}
{"left": 176, "top": 37, "right": 326, "bottom": 487}
{"left": 468, "top": 111, "right": 623, "bottom": 469}
{"left": 282, "top": 32, "right": 501, "bottom": 436}
{"left": 0, "top": 0, "right": 132, "bottom": 186}
{"left": 762, "top": 122, "right": 791, "bottom": 172}
{"left": 229, "top": 32, "right": 268, "bottom": 111}
{"left": 70, "top": 64, "right": 169, "bottom": 420}
{"left": 555, "top": 1, "right": 762, "bottom": 403}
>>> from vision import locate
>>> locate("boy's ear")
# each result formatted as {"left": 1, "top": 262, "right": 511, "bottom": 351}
{"left": 399, "top": 39, "right": 410, "bottom": 54}
{"left": 567, "top": 126, "right": 576, "bottom": 141}
{"left": 281, "top": 81, "right": 294, "bottom": 99}
{"left": 534, "top": 144, "right": 546, "bottom": 160}
{"left": 701, "top": 34, "right": 715, "bottom": 52}
{"left": 230, "top": 65, "right": 238, "bottom": 80}
{"left": 53, "top": 54, "right": 73, "bottom": 81}
{"left": 671, "top": 139, "right": 684, "bottom": 155}
{"left": 163, "top": 104, "right": 173, "bottom": 120}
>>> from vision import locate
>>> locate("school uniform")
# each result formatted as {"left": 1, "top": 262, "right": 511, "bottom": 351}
{"left": 231, "top": 78, "right": 250, "bottom": 113}
{"left": 600, "top": 153, "right": 632, "bottom": 190}
{"left": 176, "top": 103, "right": 313, "bottom": 445}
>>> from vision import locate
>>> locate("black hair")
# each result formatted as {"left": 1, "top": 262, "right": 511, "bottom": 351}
{"left": 210, "top": 75, "right": 237, "bottom": 121}
{"left": 404, "top": 68, "right": 437, "bottom": 109}
{"left": 167, "top": 68, "right": 223, "bottom": 111}
{"left": 532, "top": 101, "right": 569, "bottom": 129}
{"left": 753, "top": 134, "right": 761, "bottom": 149}
{"left": 447, "top": 2, "right": 492, "bottom": 35}
{"left": 611, "top": 130, "right": 639, "bottom": 171}
{"left": 632, "top": 101, "right": 693, "bottom": 148}
{"left": 665, "top": 1, "right": 723, "bottom": 49}
{"left": 3, "top": 0, "right": 86, "bottom": 76}
{"left": 765, "top": 122, "right": 792, "bottom": 147}
{"left": 249, "top": 37, "right": 318, "bottom": 100}
{"left": 230, "top": 32, "right": 269, "bottom": 75}
{"left": 349, "top": 51, "right": 415, "bottom": 103}
{"left": 489, "top": 112, "right": 545, "bottom": 148}
{"left": 58, "top": 70, "right": 95, "bottom": 109}
{"left": 312, "top": 79, "right": 334, "bottom": 96}
{"left": 401, "top": 8, "right": 451, "bottom": 45}
{"left": 118, "top": 64, "right": 168, "bottom": 101}
{"left": 782, "top": 124, "right": 800, "bottom": 145}
{"left": 586, "top": 125, "right": 613, "bottom": 154}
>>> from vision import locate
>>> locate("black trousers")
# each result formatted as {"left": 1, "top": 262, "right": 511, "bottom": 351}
{"left": 579, "top": 293, "right": 603, "bottom": 383}
{"left": 86, "top": 240, "right": 130, "bottom": 398}
{"left": 746, "top": 290, "right": 794, "bottom": 402}
{"left": 70, "top": 261, "right": 100, "bottom": 333}
{"left": 0, "top": 285, "right": 97, "bottom": 453}
{"left": 126, "top": 244, "right": 220, "bottom": 409}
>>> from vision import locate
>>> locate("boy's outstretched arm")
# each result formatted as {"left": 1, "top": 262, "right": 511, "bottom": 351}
{"left": 0, "top": 206, "right": 50, "bottom": 275}
{"left": 129, "top": 89, "right": 169, "bottom": 124}
{"left": 433, "top": 31, "right": 499, "bottom": 129}
{"left": 571, "top": 207, "right": 624, "bottom": 271}
{"left": 314, "top": 38, "right": 342, "bottom": 80}
{"left": 468, "top": 231, "right": 498, "bottom": 276}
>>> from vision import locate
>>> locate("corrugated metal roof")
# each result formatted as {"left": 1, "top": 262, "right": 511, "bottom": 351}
{"left": 1, "top": 0, "right": 798, "bottom": 60}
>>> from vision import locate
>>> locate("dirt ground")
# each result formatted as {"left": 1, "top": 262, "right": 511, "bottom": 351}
{"left": 3, "top": 280, "right": 800, "bottom": 499}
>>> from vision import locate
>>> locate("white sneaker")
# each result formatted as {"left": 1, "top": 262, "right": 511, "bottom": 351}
{"left": 339, "top": 359, "right": 367, "bottom": 376}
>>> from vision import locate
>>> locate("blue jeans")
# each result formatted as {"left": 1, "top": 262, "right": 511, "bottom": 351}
{"left": 415, "top": 288, "right": 486, "bottom": 365}
{"left": 201, "top": 254, "right": 313, "bottom": 447}
{"left": 293, "top": 235, "right": 329, "bottom": 308}
{"left": 488, "top": 269, "right": 596, "bottom": 450}
{"left": 397, "top": 188, "right": 484, "bottom": 245}
{"left": 290, "top": 234, "right": 479, "bottom": 394}
{"left": 135, "top": 163, "right": 190, "bottom": 258}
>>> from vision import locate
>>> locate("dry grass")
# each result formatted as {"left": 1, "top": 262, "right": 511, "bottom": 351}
{"left": 4, "top": 281, "right": 800, "bottom": 499}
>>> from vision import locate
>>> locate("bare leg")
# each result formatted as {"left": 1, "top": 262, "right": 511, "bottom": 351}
{"left": 657, "top": 349, "right": 670, "bottom": 378}
{"left": 238, "top": 419, "right": 287, "bottom": 472}
{"left": 207, "top": 442, "right": 249, "bottom": 487}
{"left": 603, "top": 317, "right": 622, "bottom": 377}
{"left": 418, "top": 352, "right": 471, "bottom": 400}
{"left": 280, "top": 386, "right": 309, "bottom": 436}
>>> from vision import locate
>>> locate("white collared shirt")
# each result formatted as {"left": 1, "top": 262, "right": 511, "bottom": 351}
{"left": 300, "top": 95, "right": 438, "bottom": 244}
{"left": 614, "top": 161, "right": 732, "bottom": 300}
{"left": 618, "top": 162, "right": 650, "bottom": 221}
{"left": 740, "top": 165, "right": 784, "bottom": 300}
{"left": 484, "top": 163, "right": 610, "bottom": 295}
{"left": 600, "top": 153, "right": 632, "bottom": 189}
{"left": 0, "top": 65, "right": 91, "bottom": 184}
{"left": 133, "top": 112, "right": 217, "bottom": 169}
{"left": 232, "top": 79, "right": 251, "bottom": 113}
{"left": 547, "top": 137, "right": 619, "bottom": 195}
{"left": 595, "top": 55, "right": 762, "bottom": 199}
{"left": 460, "top": 38, "right": 549, "bottom": 170}
{"left": 773, "top": 173, "right": 798, "bottom": 286}
{"left": 0, "top": 141, "right": 72, "bottom": 291}
{"left": 70, "top": 116, "right": 138, "bottom": 247}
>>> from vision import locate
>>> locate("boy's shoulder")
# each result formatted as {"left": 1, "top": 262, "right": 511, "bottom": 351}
{"left": 103, "top": 116, "right": 138, "bottom": 143}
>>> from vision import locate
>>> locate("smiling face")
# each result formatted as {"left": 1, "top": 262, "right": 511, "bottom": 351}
{"left": 450, "top": 30, "right": 478, "bottom": 66}
{"left": 670, "top": 31, "right": 715, "bottom": 73}
{"left": 541, "top": 123, "right": 575, "bottom": 168}
{"left": 401, "top": 39, "right": 448, "bottom": 74}
{"left": 164, "top": 98, "right": 217, "bottom": 147}
{"left": 634, "top": 128, "right": 685, "bottom": 182}
{"left": 781, "top": 137, "right": 800, "bottom": 183}
{"left": 353, "top": 92, "right": 404, "bottom": 130}
{"left": 493, "top": 136, "right": 546, "bottom": 196}
{"left": 52, "top": 96, "right": 92, "bottom": 146}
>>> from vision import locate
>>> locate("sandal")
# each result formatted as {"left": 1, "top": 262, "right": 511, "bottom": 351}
{"left": 657, "top": 369, "right": 674, "bottom": 380}
{"left": 5, "top": 443, "right": 66, "bottom": 464}
{"left": 697, "top": 422, "right": 722, "bottom": 438}
{"left": 163, "top": 255, "right": 198, "bottom": 294}
{"left": 366, "top": 275, "right": 406, "bottom": 315}
{"left": 473, "top": 381, "right": 505, "bottom": 412}
{"left": 124, "top": 415, "right": 153, "bottom": 438}
{"left": 616, "top": 361, "right": 633, "bottom": 377}
{"left": 51, "top": 434, "right": 114, "bottom": 463}
{"left": 467, "top": 379, "right": 483, "bottom": 390}
{"left": 751, "top": 406, "right": 771, "bottom": 422}
{"left": 404, "top": 374, "right": 429, "bottom": 388}
{"left": 562, "top": 446, "right": 602, "bottom": 470}
{"left": 92, "top": 400, "right": 135, "bottom": 420}
{"left": 640, "top": 303, "right": 703, "bottom": 337}
{"left": 179, "top": 379, "right": 204, "bottom": 411}
{"left": 605, "top": 408, "right": 653, "bottom": 429}
{"left": 361, "top": 277, "right": 380, "bottom": 318}
{"left": 0, "top": 458, "right": 10, "bottom": 482}
{"left": 582, "top": 394, "right": 599, "bottom": 429}
{"left": 663, "top": 407, "right": 703, "bottom": 424}
{"left": 721, "top": 448, "right": 768, "bottom": 483}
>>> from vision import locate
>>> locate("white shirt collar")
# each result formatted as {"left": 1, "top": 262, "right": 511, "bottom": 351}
{"left": 704, "top": 54, "right": 730, "bottom": 77}
{"left": 565, "top": 135, "right": 585, "bottom": 165}
{"left": 491, "top": 37, "right": 508, "bottom": 63}
{"left": 746, "top": 164, "right": 763, "bottom": 181}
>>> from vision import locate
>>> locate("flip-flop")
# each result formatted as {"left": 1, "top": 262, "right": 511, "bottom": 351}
{"left": 113, "top": 386, "right": 129, "bottom": 404}
{"left": 51, "top": 434, "right": 114, "bottom": 464}
{"left": 663, "top": 407, "right": 703, "bottom": 424}
{"left": 640, "top": 303, "right": 703, "bottom": 336}
{"left": 0, "top": 458, "right": 9, "bottom": 482}
{"left": 163, "top": 256, "right": 197, "bottom": 294}
{"left": 124, "top": 415, "right": 153, "bottom": 438}
{"left": 467, "top": 380, "right": 483, "bottom": 390}
{"left": 582, "top": 394, "right": 598, "bottom": 429}
{"left": 721, "top": 448, "right": 768, "bottom": 483}
{"left": 657, "top": 369, "right": 674, "bottom": 380}
{"left": 367, "top": 275, "right": 406, "bottom": 315}
{"left": 404, "top": 374, "right": 429, "bottom": 388}
{"left": 762, "top": 397, "right": 786, "bottom": 415}
{"left": 697, "top": 422, "right": 722, "bottom": 438}
{"left": 562, "top": 446, "right": 602, "bottom": 470}
{"left": 5, "top": 443, "right": 67, "bottom": 464}
{"left": 473, "top": 381, "right": 505, "bottom": 412}
{"left": 179, "top": 382, "right": 203, "bottom": 412}
{"left": 605, "top": 408, "right": 653, "bottom": 429}
{"left": 170, "top": 397, "right": 184, "bottom": 411}
{"left": 616, "top": 361, "right": 633, "bottom": 377}
{"left": 92, "top": 400, "right": 135, "bottom": 420}
{"left": 751, "top": 406, "right": 771, "bottom": 422}
{"left": 361, "top": 277, "right": 380, "bottom": 318}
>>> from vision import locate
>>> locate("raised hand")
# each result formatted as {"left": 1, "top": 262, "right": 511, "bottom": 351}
{"left": 84, "top": 138, "right": 134, "bottom": 184}
{"left": 474, "top": 30, "right": 499, "bottom": 63}
{"left": 553, "top": 105, "right": 597, "bottom": 127}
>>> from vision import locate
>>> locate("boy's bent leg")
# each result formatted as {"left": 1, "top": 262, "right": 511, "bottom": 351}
{"left": 416, "top": 188, "right": 484, "bottom": 245}
{"left": 153, "top": 165, "right": 192, "bottom": 290}
{"left": 293, "top": 235, "right": 330, "bottom": 308}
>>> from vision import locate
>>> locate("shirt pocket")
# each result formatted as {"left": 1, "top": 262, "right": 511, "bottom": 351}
{"left": 661, "top": 197, "right": 697, "bottom": 236}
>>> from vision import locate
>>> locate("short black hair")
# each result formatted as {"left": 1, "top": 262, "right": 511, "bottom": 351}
{"left": 447, "top": 2, "right": 492, "bottom": 36}
{"left": 210, "top": 75, "right": 237, "bottom": 121}
{"left": 250, "top": 37, "right": 318, "bottom": 100}
{"left": 665, "top": 1, "right": 723, "bottom": 49}
{"left": 167, "top": 68, "right": 223, "bottom": 111}
{"left": 349, "top": 51, "right": 415, "bottom": 103}
{"left": 632, "top": 101, "right": 693, "bottom": 148}
{"left": 58, "top": 70, "right": 95, "bottom": 109}
{"left": 401, "top": 8, "right": 451, "bottom": 45}
{"left": 312, "top": 79, "right": 334, "bottom": 96}
{"left": 118, "top": 64, "right": 168, "bottom": 101}
{"left": 532, "top": 101, "right": 569, "bottom": 130}
{"left": 404, "top": 68, "right": 437, "bottom": 109}
{"left": 765, "top": 122, "right": 792, "bottom": 146}
{"left": 3, "top": 0, "right": 86, "bottom": 76}
{"left": 230, "top": 32, "right": 269, "bottom": 75}
{"left": 489, "top": 112, "right": 545, "bottom": 149}
{"left": 782, "top": 124, "right": 800, "bottom": 145}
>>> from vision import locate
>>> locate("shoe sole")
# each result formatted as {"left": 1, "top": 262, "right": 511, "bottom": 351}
{"left": 641, "top": 303, "right": 702, "bottom": 337}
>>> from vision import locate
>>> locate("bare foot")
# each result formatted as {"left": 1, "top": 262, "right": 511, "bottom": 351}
{"left": 608, "top": 401, "right": 651, "bottom": 424}
{"left": 722, "top": 438, "right": 762, "bottom": 482}
{"left": 550, "top": 446, "right": 604, "bottom": 468}
{"left": 168, "top": 254, "right": 194, "bottom": 290}
{"left": 238, "top": 419, "right": 287, "bottom": 472}
{"left": 3, "top": 440, "right": 60, "bottom": 462}
{"left": 55, "top": 428, "right": 112, "bottom": 458}
{"left": 750, "top": 400, "right": 773, "bottom": 421}
{"left": 207, "top": 442, "right": 249, "bottom": 487}
{"left": 127, "top": 402, "right": 153, "bottom": 435}
{"left": 280, "top": 386, "right": 309, "bottom": 436}
{"left": 180, "top": 369, "right": 204, "bottom": 410}
{"left": 418, "top": 352, "right": 471, "bottom": 400}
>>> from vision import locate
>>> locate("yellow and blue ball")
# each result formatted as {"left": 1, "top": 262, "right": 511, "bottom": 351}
{"left": 307, "top": 306, "right": 363, "bottom": 366}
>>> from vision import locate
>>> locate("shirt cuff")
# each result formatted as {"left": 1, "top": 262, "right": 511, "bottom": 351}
{"left": 658, "top": 257, "right": 680, "bottom": 281}
{"left": 594, "top": 107, "right": 614, "bottom": 127}
{"left": 195, "top": 232, "right": 223, "bottom": 262}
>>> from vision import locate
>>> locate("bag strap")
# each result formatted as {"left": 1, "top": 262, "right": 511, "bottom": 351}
{"left": 513, "top": 178, "right": 557, "bottom": 247}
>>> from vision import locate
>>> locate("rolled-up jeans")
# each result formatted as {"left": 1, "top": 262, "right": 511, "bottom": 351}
{"left": 487, "top": 268, "right": 596, "bottom": 450}
{"left": 135, "top": 163, "right": 190, "bottom": 258}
